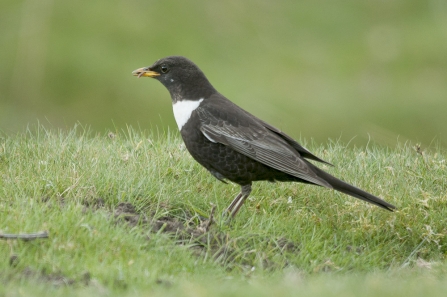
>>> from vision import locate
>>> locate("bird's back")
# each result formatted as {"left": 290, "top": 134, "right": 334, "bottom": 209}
{"left": 179, "top": 94, "right": 324, "bottom": 186}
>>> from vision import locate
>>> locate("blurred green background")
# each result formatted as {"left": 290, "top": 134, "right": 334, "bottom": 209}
{"left": 1, "top": 0, "right": 446, "bottom": 147}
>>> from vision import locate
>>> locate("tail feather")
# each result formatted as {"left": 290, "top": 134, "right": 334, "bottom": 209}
{"left": 309, "top": 162, "right": 396, "bottom": 211}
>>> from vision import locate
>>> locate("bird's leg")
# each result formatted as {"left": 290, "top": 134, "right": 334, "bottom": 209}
{"left": 223, "top": 183, "right": 252, "bottom": 219}
{"left": 229, "top": 184, "right": 252, "bottom": 218}
{"left": 223, "top": 192, "right": 243, "bottom": 217}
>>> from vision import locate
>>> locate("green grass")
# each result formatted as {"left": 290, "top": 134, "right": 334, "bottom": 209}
{"left": 1, "top": 125, "right": 446, "bottom": 296}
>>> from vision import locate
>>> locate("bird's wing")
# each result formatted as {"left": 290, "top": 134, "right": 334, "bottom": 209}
{"left": 258, "top": 119, "right": 333, "bottom": 166}
{"left": 196, "top": 106, "right": 331, "bottom": 188}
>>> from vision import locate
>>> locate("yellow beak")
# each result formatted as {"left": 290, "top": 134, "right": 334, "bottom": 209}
{"left": 132, "top": 67, "right": 160, "bottom": 78}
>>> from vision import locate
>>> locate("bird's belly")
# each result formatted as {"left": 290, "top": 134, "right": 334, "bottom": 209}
{"left": 180, "top": 124, "right": 294, "bottom": 185}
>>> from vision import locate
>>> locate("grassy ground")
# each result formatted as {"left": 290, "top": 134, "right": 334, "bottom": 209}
{"left": 1, "top": 125, "right": 446, "bottom": 296}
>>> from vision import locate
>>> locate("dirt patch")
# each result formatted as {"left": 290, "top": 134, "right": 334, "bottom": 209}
{"left": 277, "top": 237, "right": 300, "bottom": 253}
{"left": 2, "top": 266, "right": 90, "bottom": 287}
{"left": 82, "top": 197, "right": 105, "bottom": 210}
{"left": 110, "top": 201, "right": 300, "bottom": 270}
{"left": 4, "top": 199, "right": 299, "bottom": 287}
{"left": 113, "top": 202, "right": 144, "bottom": 227}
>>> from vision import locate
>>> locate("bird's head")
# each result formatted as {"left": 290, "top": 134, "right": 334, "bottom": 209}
{"left": 132, "top": 56, "right": 217, "bottom": 102}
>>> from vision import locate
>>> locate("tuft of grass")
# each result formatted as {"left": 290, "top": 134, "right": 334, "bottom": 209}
{"left": 0, "top": 125, "right": 446, "bottom": 296}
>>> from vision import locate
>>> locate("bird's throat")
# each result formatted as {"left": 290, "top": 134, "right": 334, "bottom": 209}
{"left": 172, "top": 99, "right": 204, "bottom": 130}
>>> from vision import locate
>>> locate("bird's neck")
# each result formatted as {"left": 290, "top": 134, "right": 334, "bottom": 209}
{"left": 169, "top": 77, "right": 217, "bottom": 103}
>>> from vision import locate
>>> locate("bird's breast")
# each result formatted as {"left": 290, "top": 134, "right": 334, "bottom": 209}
{"left": 172, "top": 99, "right": 204, "bottom": 131}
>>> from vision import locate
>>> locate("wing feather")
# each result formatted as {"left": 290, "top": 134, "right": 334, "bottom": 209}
{"left": 197, "top": 107, "right": 331, "bottom": 188}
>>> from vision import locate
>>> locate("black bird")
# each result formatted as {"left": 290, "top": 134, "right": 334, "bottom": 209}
{"left": 132, "top": 56, "right": 396, "bottom": 218}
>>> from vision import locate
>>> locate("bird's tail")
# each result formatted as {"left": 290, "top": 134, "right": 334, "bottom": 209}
{"left": 309, "top": 163, "right": 396, "bottom": 211}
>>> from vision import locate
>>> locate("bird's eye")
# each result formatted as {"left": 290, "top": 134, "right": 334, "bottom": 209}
{"left": 160, "top": 65, "right": 169, "bottom": 73}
